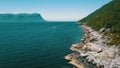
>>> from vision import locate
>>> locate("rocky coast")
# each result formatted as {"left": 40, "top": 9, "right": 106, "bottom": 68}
{"left": 65, "top": 25, "right": 120, "bottom": 68}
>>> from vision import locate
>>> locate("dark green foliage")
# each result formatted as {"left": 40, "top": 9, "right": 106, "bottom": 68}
{"left": 79, "top": 0, "right": 120, "bottom": 45}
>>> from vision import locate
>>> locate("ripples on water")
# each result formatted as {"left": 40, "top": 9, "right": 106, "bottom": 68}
{"left": 0, "top": 22, "right": 83, "bottom": 68}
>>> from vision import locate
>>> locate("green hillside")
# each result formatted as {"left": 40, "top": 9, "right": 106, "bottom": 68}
{"left": 79, "top": 0, "right": 120, "bottom": 45}
{"left": 0, "top": 13, "right": 45, "bottom": 22}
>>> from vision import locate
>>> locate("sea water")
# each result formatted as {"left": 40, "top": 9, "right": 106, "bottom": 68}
{"left": 0, "top": 22, "right": 83, "bottom": 68}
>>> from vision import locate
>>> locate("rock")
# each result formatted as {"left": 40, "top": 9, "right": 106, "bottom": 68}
{"left": 86, "top": 43, "right": 102, "bottom": 52}
{"left": 118, "top": 45, "right": 120, "bottom": 55}
{"left": 96, "top": 63, "right": 101, "bottom": 68}
{"left": 69, "top": 60, "right": 85, "bottom": 68}
{"left": 65, "top": 25, "right": 120, "bottom": 68}
{"left": 99, "top": 28, "right": 106, "bottom": 33}
{"left": 65, "top": 54, "right": 72, "bottom": 60}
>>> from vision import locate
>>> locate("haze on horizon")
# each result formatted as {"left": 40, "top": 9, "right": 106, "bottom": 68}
{"left": 0, "top": 0, "right": 112, "bottom": 21}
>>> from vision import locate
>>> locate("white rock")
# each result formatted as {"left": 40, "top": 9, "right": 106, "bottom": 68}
{"left": 86, "top": 43, "right": 102, "bottom": 52}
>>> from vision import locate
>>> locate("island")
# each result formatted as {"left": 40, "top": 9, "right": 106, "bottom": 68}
{"left": 0, "top": 13, "right": 45, "bottom": 22}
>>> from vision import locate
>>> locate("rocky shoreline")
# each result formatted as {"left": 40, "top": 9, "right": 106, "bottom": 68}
{"left": 65, "top": 25, "right": 120, "bottom": 68}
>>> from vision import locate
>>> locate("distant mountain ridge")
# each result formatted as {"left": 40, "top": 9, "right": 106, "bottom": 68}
{"left": 0, "top": 13, "right": 45, "bottom": 22}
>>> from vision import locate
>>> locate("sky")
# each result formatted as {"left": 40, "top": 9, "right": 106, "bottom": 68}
{"left": 0, "top": 0, "right": 112, "bottom": 21}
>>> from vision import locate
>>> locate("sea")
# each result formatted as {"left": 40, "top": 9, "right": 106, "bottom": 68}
{"left": 0, "top": 22, "right": 83, "bottom": 68}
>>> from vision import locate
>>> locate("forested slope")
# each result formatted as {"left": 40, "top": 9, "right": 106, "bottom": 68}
{"left": 79, "top": 0, "right": 120, "bottom": 45}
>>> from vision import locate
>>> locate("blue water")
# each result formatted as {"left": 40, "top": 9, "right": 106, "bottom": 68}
{"left": 0, "top": 22, "right": 83, "bottom": 68}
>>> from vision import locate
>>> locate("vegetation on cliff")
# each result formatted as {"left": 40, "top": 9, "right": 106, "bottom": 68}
{"left": 79, "top": 0, "right": 120, "bottom": 45}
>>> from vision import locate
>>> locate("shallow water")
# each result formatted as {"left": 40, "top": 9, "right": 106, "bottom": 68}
{"left": 0, "top": 22, "right": 83, "bottom": 68}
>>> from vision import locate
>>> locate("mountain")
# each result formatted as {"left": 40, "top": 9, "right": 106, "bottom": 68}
{"left": 0, "top": 13, "right": 45, "bottom": 22}
{"left": 79, "top": 0, "right": 120, "bottom": 45}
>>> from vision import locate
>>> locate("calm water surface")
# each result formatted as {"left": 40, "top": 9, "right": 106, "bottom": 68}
{"left": 0, "top": 22, "right": 83, "bottom": 68}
